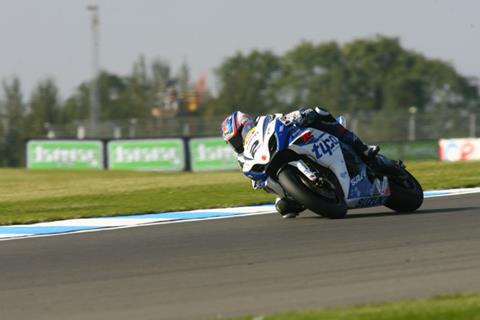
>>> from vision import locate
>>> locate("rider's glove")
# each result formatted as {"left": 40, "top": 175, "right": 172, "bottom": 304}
{"left": 298, "top": 108, "right": 317, "bottom": 127}
{"left": 281, "top": 110, "right": 302, "bottom": 126}
{"left": 283, "top": 108, "right": 315, "bottom": 126}
{"left": 284, "top": 108, "right": 317, "bottom": 127}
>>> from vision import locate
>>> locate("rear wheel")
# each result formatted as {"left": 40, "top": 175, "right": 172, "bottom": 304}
{"left": 385, "top": 170, "right": 423, "bottom": 212}
{"left": 277, "top": 166, "right": 347, "bottom": 219}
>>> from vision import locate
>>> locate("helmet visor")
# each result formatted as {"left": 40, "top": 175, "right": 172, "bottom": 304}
{"left": 228, "top": 133, "right": 244, "bottom": 153}
{"left": 222, "top": 116, "right": 236, "bottom": 141}
{"left": 241, "top": 122, "right": 254, "bottom": 140}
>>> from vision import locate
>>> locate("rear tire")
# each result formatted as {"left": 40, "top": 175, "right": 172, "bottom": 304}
{"left": 277, "top": 166, "right": 347, "bottom": 219}
{"left": 385, "top": 170, "right": 423, "bottom": 212}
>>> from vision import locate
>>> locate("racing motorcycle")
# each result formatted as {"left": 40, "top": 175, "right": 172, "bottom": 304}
{"left": 242, "top": 115, "right": 424, "bottom": 218}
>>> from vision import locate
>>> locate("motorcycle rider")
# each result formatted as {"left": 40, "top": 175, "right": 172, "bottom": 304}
{"left": 221, "top": 107, "right": 380, "bottom": 218}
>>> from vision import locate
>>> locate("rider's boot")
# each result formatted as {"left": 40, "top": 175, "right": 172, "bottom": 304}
{"left": 363, "top": 145, "right": 380, "bottom": 161}
{"left": 275, "top": 197, "right": 304, "bottom": 219}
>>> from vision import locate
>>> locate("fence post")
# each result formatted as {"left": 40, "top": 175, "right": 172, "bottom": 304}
{"left": 77, "top": 125, "right": 86, "bottom": 139}
{"left": 183, "top": 122, "right": 191, "bottom": 136}
{"left": 129, "top": 118, "right": 137, "bottom": 138}
{"left": 113, "top": 127, "right": 122, "bottom": 139}
{"left": 408, "top": 106, "right": 417, "bottom": 141}
{"left": 470, "top": 113, "right": 476, "bottom": 137}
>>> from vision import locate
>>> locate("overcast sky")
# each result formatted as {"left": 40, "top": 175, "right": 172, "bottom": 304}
{"left": 0, "top": 0, "right": 479, "bottom": 98}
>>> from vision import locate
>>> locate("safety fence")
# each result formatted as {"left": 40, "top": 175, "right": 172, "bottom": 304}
{"left": 45, "top": 109, "right": 480, "bottom": 144}
{"left": 8, "top": 108, "right": 475, "bottom": 168}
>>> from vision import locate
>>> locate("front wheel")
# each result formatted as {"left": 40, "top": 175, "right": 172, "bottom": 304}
{"left": 385, "top": 170, "right": 423, "bottom": 212}
{"left": 277, "top": 166, "right": 347, "bottom": 219}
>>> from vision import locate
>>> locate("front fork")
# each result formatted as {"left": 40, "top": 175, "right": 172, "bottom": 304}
{"left": 291, "top": 160, "right": 317, "bottom": 182}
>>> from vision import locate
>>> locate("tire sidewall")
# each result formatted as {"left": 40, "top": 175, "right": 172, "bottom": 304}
{"left": 385, "top": 170, "right": 424, "bottom": 212}
{"left": 277, "top": 166, "right": 347, "bottom": 219}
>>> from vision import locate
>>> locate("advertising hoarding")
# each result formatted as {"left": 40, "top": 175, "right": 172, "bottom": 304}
{"left": 107, "top": 139, "right": 185, "bottom": 171}
{"left": 438, "top": 138, "right": 480, "bottom": 161}
{"left": 189, "top": 137, "right": 238, "bottom": 171}
{"left": 27, "top": 140, "right": 104, "bottom": 169}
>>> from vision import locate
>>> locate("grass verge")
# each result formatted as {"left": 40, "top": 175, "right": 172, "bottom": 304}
{"left": 231, "top": 294, "right": 480, "bottom": 320}
{"left": 0, "top": 160, "right": 479, "bottom": 225}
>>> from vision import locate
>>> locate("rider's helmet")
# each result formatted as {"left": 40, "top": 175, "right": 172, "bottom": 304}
{"left": 221, "top": 111, "right": 255, "bottom": 153}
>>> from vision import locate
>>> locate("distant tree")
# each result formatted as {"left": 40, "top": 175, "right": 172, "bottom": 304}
{"left": 341, "top": 36, "right": 479, "bottom": 112}
{"left": 0, "top": 112, "right": 5, "bottom": 166}
{"left": 25, "top": 78, "right": 61, "bottom": 136}
{"left": 151, "top": 58, "right": 171, "bottom": 110}
{"left": 96, "top": 72, "right": 131, "bottom": 119}
{"left": 1, "top": 77, "right": 26, "bottom": 166}
{"left": 210, "top": 36, "right": 479, "bottom": 115}
{"left": 62, "top": 72, "right": 133, "bottom": 124}
{"left": 177, "top": 61, "right": 190, "bottom": 96}
{"left": 212, "top": 50, "right": 282, "bottom": 116}
{"left": 61, "top": 57, "right": 182, "bottom": 124}
{"left": 272, "top": 41, "right": 346, "bottom": 113}
{"left": 127, "top": 55, "right": 153, "bottom": 118}
{"left": 62, "top": 83, "right": 90, "bottom": 123}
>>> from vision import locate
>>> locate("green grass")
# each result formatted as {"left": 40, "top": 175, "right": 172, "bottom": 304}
{"left": 0, "top": 169, "right": 273, "bottom": 225}
{"left": 407, "top": 160, "right": 480, "bottom": 189}
{"left": 0, "top": 160, "right": 480, "bottom": 225}
{"left": 231, "top": 294, "right": 480, "bottom": 320}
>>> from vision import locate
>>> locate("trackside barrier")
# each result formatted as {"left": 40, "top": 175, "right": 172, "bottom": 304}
{"left": 26, "top": 140, "right": 104, "bottom": 170}
{"left": 107, "top": 139, "right": 185, "bottom": 171}
{"left": 27, "top": 138, "right": 440, "bottom": 171}
{"left": 438, "top": 138, "right": 480, "bottom": 161}
{"left": 188, "top": 137, "right": 237, "bottom": 172}
{"left": 26, "top": 137, "right": 236, "bottom": 171}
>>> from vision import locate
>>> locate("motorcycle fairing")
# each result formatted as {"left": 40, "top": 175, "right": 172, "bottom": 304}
{"left": 242, "top": 116, "right": 391, "bottom": 209}
{"left": 288, "top": 131, "right": 390, "bottom": 208}
{"left": 346, "top": 164, "right": 390, "bottom": 208}
{"left": 243, "top": 116, "right": 287, "bottom": 181}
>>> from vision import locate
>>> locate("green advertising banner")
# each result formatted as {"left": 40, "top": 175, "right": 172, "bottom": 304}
{"left": 189, "top": 137, "right": 238, "bottom": 172}
{"left": 107, "top": 139, "right": 185, "bottom": 171}
{"left": 27, "top": 140, "right": 104, "bottom": 170}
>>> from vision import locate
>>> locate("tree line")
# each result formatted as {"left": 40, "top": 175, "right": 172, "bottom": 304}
{"left": 209, "top": 35, "right": 479, "bottom": 116}
{"left": 1, "top": 35, "right": 479, "bottom": 166}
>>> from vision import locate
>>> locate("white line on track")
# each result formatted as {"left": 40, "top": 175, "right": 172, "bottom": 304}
{"left": 1, "top": 187, "right": 479, "bottom": 242}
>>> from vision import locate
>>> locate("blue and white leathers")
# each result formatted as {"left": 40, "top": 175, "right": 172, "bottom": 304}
{"left": 241, "top": 115, "right": 391, "bottom": 209}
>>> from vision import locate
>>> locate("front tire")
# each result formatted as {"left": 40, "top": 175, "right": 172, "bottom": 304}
{"left": 277, "top": 166, "right": 347, "bottom": 219}
{"left": 385, "top": 170, "right": 423, "bottom": 212}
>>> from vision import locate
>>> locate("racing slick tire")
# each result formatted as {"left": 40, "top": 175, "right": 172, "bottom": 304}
{"left": 278, "top": 166, "right": 347, "bottom": 219}
{"left": 385, "top": 170, "right": 424, "bottom": 212}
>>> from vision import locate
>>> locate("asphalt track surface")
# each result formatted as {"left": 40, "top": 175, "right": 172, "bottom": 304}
{"left": 0, "top": 194, "right": 479, "bottom": 320}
